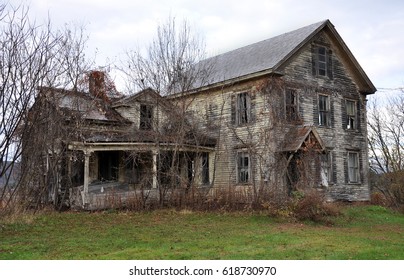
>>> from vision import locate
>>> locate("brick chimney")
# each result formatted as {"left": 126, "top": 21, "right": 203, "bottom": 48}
{"left": 88, "top": 70, "right": 107, "bottom": 100}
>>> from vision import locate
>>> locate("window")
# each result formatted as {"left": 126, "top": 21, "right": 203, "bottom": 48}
{"left": 140, "top": 104, "right": 153, "bottom": 130}
{"left": 285, "top": 89, "right": 299, "bottom": 121}
{"left": 346, "top": 100, "right": 356, "bottom": 130}
{"left": 237, "top": 92, "right": 250, "bottom": 125}
{"left": 201, "top": 153, "right": 209, "bottom": 185}
{"left": 237, "top": 152, "right": 250, "bottom": 184}
{"left": 320, "top": 152, "right": 333, "bottom": 186}
{"left": 313, "top": 46, "right": 332, "bottom": 77}
{"left": 318, "top": 95, "right": 330, "bottom": 127}
{"left": 348, "top": 152, "right": 360, "bottom": 183}
{"left": 317, "top": 46, "right": 327, "bottom": 76}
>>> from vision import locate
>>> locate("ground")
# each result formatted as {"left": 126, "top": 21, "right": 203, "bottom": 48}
{"left": 0, "top": 205, "right": 403, "bottom": 259}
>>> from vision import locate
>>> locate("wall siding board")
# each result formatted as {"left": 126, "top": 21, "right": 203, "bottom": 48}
{"left": 168, "top": 29, "right": 370, "bottom": 201}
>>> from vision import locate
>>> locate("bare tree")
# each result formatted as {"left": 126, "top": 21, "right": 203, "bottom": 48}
{"left": 0, "top": 4, "right": 92, "bottom": 212}
{"left": 122, "top": 16, "right": 211, "bottom": 96}
{"left": 368, "top": 89, "right": 404, "bottom": 206}
{"left": 119, "top": 16, "right": 215, "bottom": 205}
{"left": 368, "top": 91, "right": 404, "bottom": 174}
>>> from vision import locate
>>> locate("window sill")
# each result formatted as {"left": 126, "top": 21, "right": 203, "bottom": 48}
{"left": 317, "top": 125, "right": 332, "bottom": 129}
{"left": 235, "top": 122, "right": 254, "bottom": 127}
{"left": 236, "top": 182, "right": 252, "bottom": 186}
{"left": 344, "top": 129, "right": 363, "bottom": 135}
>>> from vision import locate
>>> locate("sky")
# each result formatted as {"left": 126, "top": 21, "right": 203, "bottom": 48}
{"left": 6, "top": 0, "right": 404, "bottom": 95}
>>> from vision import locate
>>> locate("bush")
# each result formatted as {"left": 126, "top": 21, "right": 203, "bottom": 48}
{"left": 370, "top": 172, "right": 404, "bottom": 209}
{"left": 290, "top": 190, "right": 341, "bottom": 223}
{"left": 370, "top": 192, "right": 388, "bottom": 206}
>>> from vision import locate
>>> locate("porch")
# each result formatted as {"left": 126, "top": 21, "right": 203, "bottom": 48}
{"left": 67, "top": 142, "right": 215, "bottom": 209}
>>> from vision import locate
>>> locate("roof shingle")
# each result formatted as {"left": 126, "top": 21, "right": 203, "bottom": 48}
{"left": 199, "top": 20, "right": 327, "bottom": 86}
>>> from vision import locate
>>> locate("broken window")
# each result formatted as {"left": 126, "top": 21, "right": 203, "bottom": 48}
{"left": 320, "top": 151, "right": 333, "bottom": 186}
{"left": 140, "top": 104, "right": 153, "bottom": 130}
{"left": 285, "top": 89, "right": 299, "bottom": 121}
{"left": 348, "top": 151, "right": 360, "bottom": 183}
{"left": 237, "top": 151, "right": 250, "bottom": 184}
{"left": 237, "top": 92, "right": 250, "bottom": 125}
{"left": 318, "top": 95, "right": 330, "bottom": 127}
{"left": 346, "top": 100, "right": 356, "bottom": 130}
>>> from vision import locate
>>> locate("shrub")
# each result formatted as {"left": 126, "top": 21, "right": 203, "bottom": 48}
{"left": 290, "top": 190, "right": 341, "bottom": 223}
{"left": 370, "top": 191, "right": 388, "bottom": 206}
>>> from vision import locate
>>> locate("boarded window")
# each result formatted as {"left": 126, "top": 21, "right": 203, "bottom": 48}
{"left": 346, "top": 100, "right": 356, "bottom": 130}
{"left": 237, "top": 152, "right": 250, "bottom": 184}
{"left": 140, "top": 104, "right": 153, "bottom": 130}
{"left": 318, "top": 95, "right": 330, "bottom": 127}
{"left": 285, "top": 89, "right": 299, "bottom": 121}
{"left": 348, "top": 152, "right": 360, "bottom": 183}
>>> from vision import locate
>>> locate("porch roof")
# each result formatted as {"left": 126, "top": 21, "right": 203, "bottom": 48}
{"left": 67, "top": 141, "right": 216, "bottom": 153}
{"left": 280, "top": 126, "right": 325, "bottom": 153}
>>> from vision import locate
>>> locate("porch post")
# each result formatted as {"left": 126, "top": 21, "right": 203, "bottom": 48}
{"left": 83, "top": 150, "right": 90, "bottom": 206}
{"left": 152, "top": 150, "right": 158, "bottom": 189}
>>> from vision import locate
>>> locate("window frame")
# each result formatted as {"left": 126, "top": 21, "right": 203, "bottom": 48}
{"left": 236, "top": 92, "right": 251, "bottom": 125}
{"left": 347, "top": 151, "right": 360, "bottom": 184}
{"left": 318, "top": 94, "right": 331, "bottom": 127}
{"left": 201, "top": 152, "right": 210, "bottom": 185}
{"left": 237, "top": 151, "right": 251, "bottom": 184}
{"left": 320, "top": 151, "right": 333, "bottom": 186}
{"left": 317, "top": 46, "right": 327, "bottom": 76}
{"left": 285, "top": 88, "right": 299, "bottom": 121}
{"left": 139, "top": 104, "right": 153, "bottom": 130}
{"left": 313, "top": 45, "right": 332, "bottom": 77}
{"left": 346, "top": 99, "right": 357, "bottom": 130}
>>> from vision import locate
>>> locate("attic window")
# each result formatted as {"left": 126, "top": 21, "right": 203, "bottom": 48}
{"left": 317, "top": 47, "right": 327, "bottom": 76}
{"left": 140, "top": 104, "right": 153, "bottom": 130}
{"left": 313, "top": 45, "right": 332, "bottom": 78}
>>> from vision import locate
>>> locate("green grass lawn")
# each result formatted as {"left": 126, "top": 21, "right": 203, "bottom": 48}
{"left": 0, "top": 205, "right": 403, "bottom": 260}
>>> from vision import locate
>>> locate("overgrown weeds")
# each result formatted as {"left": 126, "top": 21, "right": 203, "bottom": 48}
{"left": 2, "top": 184, "right": 342, "bottom": 225}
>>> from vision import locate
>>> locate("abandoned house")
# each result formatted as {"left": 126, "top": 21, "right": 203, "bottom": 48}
{"left": 24, "top": 19, "right": 376, "bottom": 209}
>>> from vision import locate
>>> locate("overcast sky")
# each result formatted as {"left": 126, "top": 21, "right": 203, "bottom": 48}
{"left": 7, "top": 0, "right": 404, "bottom": 94}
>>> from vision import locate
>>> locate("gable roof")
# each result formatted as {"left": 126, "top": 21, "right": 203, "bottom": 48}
{"left": 281, "top": 126, "right": 325, "bottom": 153}
{"left": 112, "top": 88, "right": 161, "bottom": 107}
{"left": 192, "top": 19, "right": 376, "bottom": 94}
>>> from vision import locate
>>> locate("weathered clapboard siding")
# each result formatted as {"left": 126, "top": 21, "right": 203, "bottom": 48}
{"left": 28, "top": 20, "right": 375, "bottom": 209}
{"left": 172, "top": 26, "right": 372, "bottom": 201}
{"left": 279, "top": 30, "right": 370, "bottom": 200}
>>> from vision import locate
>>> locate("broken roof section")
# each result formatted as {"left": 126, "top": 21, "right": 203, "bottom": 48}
{"left": 38, "top": 87, "right": 130, "bottom": 124}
